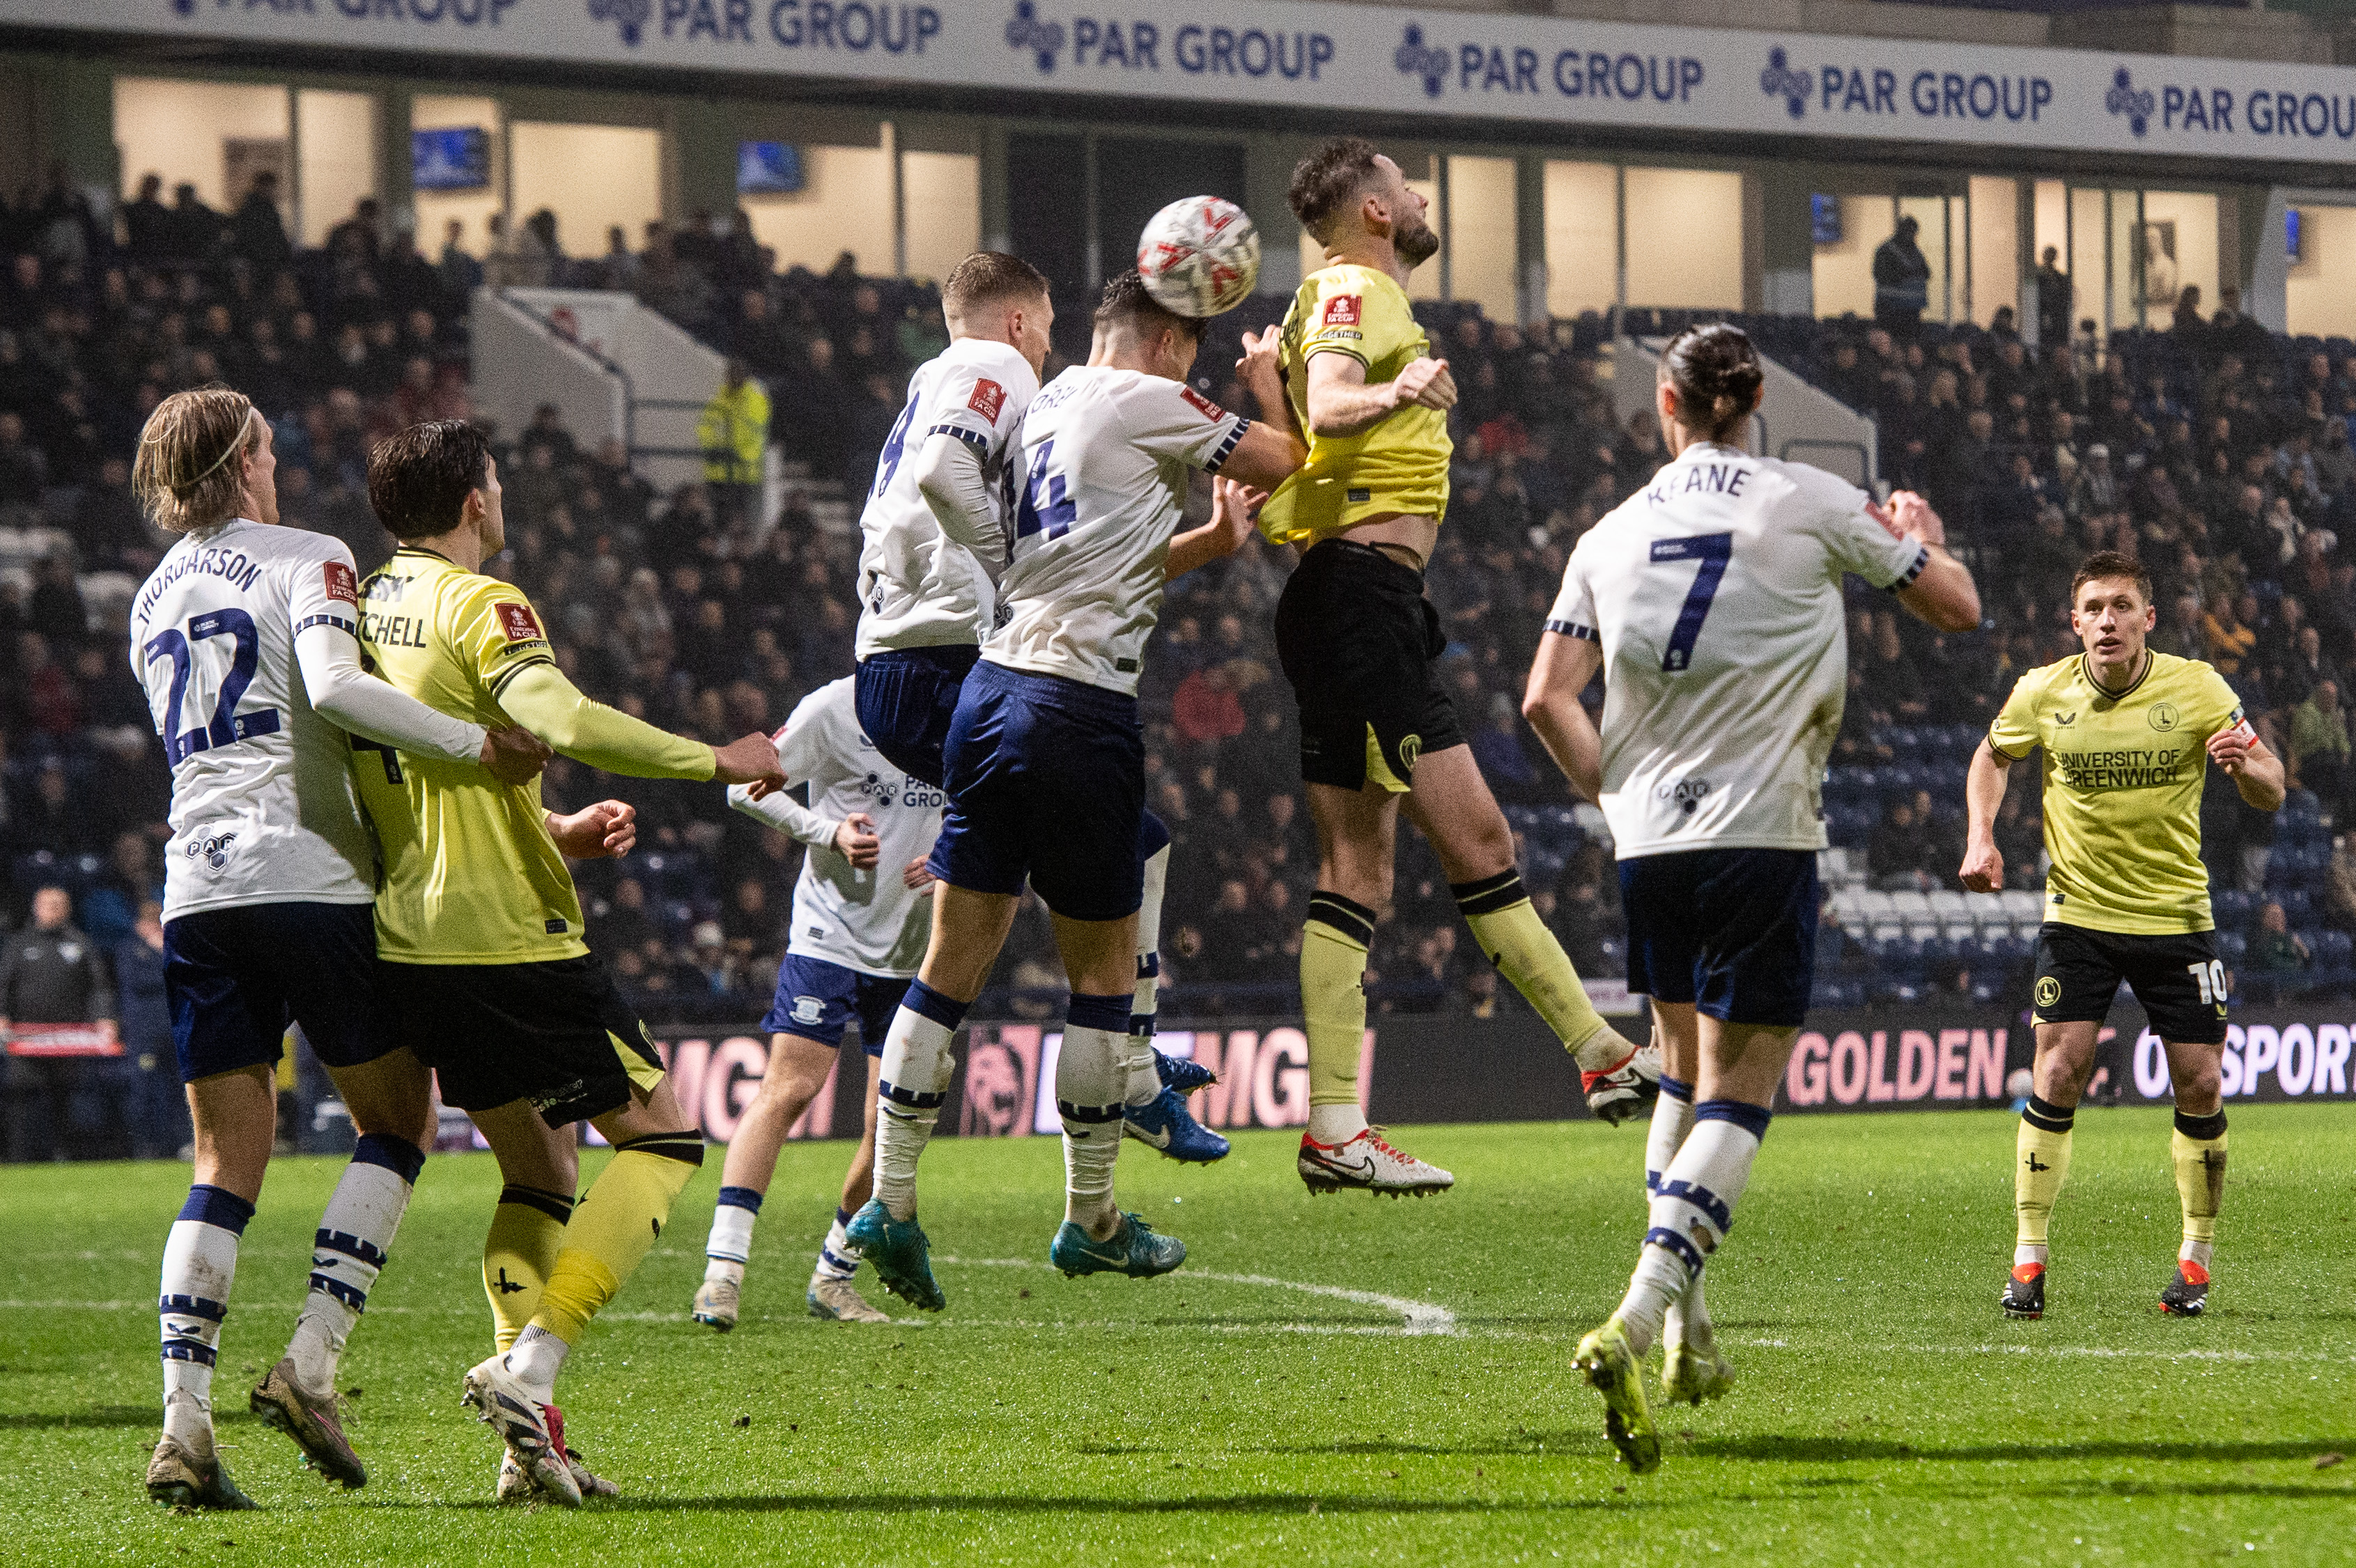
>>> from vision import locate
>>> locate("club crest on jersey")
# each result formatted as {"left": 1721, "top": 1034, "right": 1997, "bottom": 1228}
{"left": 2148, "top": 701, "right": 2180, "bottom": 732}
{"left": 187, "top": 832, "right": 238, "bottom": 870}
{"left": 495, "top": 602, "right": 545, "bottom": 644}
{"left": 322, "top": 560, "right": 359, "bottom": 605}
{"left": 968, "top": 379, "right": 1007, "bottom": 421}
{"left": 790, "top": 995, "right": 826, "bottom": 1027}
{"left": 1322, "top": 294, "right": 1361, "bottom": 327}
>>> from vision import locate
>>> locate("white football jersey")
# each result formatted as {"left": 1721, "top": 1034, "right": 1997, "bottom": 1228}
{"left": 768, "top": 678, "right": 943, "bottom": 977}
{"left": 130, "top": 518, "right": 378, "bottom": 918}
{"left": 853, "top": 338, "right": 1039, "bottom": 659}
{"left": 1551, "top": 444, "right": 1928, "bottom": 859}
{"left": 986, "top": 366, "right": 1248, "bottom": 696}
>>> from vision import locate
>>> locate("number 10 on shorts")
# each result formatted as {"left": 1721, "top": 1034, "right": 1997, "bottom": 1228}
{"left": 2187, "top": 960, "right": 2229, "bottom": 1006}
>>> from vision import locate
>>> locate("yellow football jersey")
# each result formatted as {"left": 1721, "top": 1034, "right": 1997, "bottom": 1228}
{"left": 1256, "top": 264, "right": 1450, "bottom": 546}
{"left": 1987, "top": 651, "right": 2245, "bottom": 936}
{"left": 351, "top": 548, "right": 585, "bottom": 965}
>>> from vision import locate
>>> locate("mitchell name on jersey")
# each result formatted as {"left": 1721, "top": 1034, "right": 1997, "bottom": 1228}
{"left": 855, "top": 338, "right": 1039, "bottom": 659}
{"left": 1553, "top": 444, "right": 1928, "bottom": 859}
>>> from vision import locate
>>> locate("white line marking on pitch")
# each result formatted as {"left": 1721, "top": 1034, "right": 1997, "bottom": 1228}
{"left": 933, "top": 1256, "right": 1459, "bottom": 1336}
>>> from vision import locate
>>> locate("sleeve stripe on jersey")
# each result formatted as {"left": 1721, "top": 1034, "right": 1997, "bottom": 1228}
{"left": 1884, "top": 543, "right": 1930, "bottom": 592}
{"left": 1544, "top": 618, "right": 1599, "bottom": 642}
{"left": 1300, "top": 341, "right": 1371, "bottom": 367}
{"left": 293, "top": 614, "right": 356, "bottom": 636}
{"left": 1202, "top": 418, "right": 1252, "bottom": 474}
{"left": 927, "top": 423, "right": 988, "bottom": 451}
{"left": 487, "top": 655, "right": 558, "bottom": 697}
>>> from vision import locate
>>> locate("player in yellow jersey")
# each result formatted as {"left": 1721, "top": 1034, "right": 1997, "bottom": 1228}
{"left": 1962, "top": 551, "right": 2283, "bottom": 1322}
{"left": 354, "top": 421, "right": 784, "bottom": 1505}
{"left": 1262, "top": 137, "right": 1653, "bottom": 1196}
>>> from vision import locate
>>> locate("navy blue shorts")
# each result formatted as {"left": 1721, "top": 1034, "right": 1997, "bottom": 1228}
{"left": 929, "top": 660, "right": 1145, "bottom": 923}
{"left": 856, "top": 644, "right": 982, "bottom": 789}
{"left": 761, "top": 954, "right": 910, "bottom": 1055}
{"left": 164, "top": 901, "right": 396, "bottom": 1084}
{"left": 1620, "top": 848, "right": 1819, "bottom": 1027}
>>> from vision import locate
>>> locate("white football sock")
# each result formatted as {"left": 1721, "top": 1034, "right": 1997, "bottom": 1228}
{"left": 873, "top": 984, "right": 963, "bottom": 1220}
{"left": 2180, "top": 1238, "right": 2213, "bottom": 1269}
{"left": 1308, "top": 1103, "right": 1369, "bottom": 1144}
{"left": 2014, "top": 1242, "right": 2049, "bottom": 1268}
{"left": 1124, "top": 844, "right": 1170, "bottom": 1108}
{"left": 1059, "top": 995, "right": 1130, "bottom": 1232}
{"left": 286, "top": 1134, "right": 421, "bottom": 1400}
{"left": 160, "top": 1185, "right": 253, "bottom": 1454}
{"left": 1645, "top": 1080, "right": 1711, "bottom": 1352}
{"left": 814, "top": 1209, "right": 860, "bottom": 1282}
{"left": 704, "top": 1188, "right": 760, "bottom": 1285}
{"left": 504, "top": 1324, "right": 569, "bottom": 1402}
{"left": 1613, "top": 1105, "right": 1767, "bottom": 1357}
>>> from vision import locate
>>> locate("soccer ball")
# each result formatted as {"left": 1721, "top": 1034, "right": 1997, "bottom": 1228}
{"left": 2006, "top": 1067, "right": 2034, "bottom": 1101}
{"left": 1137, "top": 196, "right": 1262, "bottom": 318}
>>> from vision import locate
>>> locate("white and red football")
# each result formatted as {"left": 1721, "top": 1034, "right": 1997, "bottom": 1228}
{"left": 1136, "top": 196, "right": 1262, "bottom": 318}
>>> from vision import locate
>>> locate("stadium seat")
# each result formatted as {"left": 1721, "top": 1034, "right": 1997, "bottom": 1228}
{"left": 1962, "top": 892, "right": 2008, "bottom": 929}
{"left": 2001, "top": 890, "right": 2045, "bottom": 924}
{"left": 1888, "top": 890, "right": 1933, "bottom": 923}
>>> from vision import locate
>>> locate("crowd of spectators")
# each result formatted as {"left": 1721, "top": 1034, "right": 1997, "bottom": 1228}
{"left": 13, "top": 173, "right": 2356, "bottom": 1155}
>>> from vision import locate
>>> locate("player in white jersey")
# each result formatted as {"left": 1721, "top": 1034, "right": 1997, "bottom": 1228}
{"left": 855, "top": 251, "right": 1226, "bottom": 1170}
{"left": 127, "top": 387, "right": 548, "bottom": 1508}
{"left": 1521, "top": 326, "right": 1981, "bottom": 1474}
{"left": 846, "top": 273, "right": 1307, "bottom": 1309}
{"left": 686, "top": 676, "right": 940, "bottom": 1330}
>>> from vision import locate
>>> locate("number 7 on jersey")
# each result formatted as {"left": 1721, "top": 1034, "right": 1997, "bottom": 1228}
{"left": 1650, "top": 533, "right": 1733, "bottom": 673}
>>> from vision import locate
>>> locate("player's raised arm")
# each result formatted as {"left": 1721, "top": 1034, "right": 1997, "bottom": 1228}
{"left": 1303, "top": 348, "right": 1455, "bottom": 438}
{"left": 1872, "top": 491, "right": 1981, "bottom": 632}
{"left": 496, "top": 660, "right": 780, "bottom": 793}
{"left": 2208, "top": 714, "right": 2286, "bottom": 811}
{"left": 1165, "top": 477, "right": 1267, "bottom": 580}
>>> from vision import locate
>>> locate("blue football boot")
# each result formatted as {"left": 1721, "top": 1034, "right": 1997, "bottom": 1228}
{"left": 1050, "top": 1211, "right": 1186, "bottom": 1279}
{"left": 1154, "top": 1048, "right": 1217, "bottom": 1095}
{"left": 1123, "top": 1082, "right": 1230, "bottom": 1163}
{"left": 844, "top": 1199, "right": 945, "bottom": 1312}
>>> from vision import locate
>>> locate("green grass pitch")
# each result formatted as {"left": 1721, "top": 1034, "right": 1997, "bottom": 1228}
{"left": 6, "top": 1107, "right": 2353, "bottom": 1566}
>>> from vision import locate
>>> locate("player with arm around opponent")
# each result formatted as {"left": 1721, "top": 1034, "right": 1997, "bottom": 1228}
{"left": 847, "top": 273, "right": 1307, "bottom": 1311}
{"left": 852, "top": 251, "right": 1225, "bottom": 1170}
{"left": 1521, "top": 325, "right": 1981, "bottom": 1473}
{"left": 690, "top": 675, "right": 944, "bottom": 1330}
{"left": 1962, "top": 550, "right": 2283, "bottom": 1322}
{"left": 127, "top": 387, "right": 550, "bottom": 1508}
{"left": 349, "top": 421, "right": 784, "bottom": 1505}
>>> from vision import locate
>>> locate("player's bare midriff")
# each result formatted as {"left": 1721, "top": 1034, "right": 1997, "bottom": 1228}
{"left": 1331, "top": 512, "right": 1439, "bottom": 573}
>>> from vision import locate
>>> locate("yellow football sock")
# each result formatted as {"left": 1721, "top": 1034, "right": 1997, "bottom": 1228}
{"left": 1452, "top": 872, "right": 1627, "bottom": 1070}
{"left": 1302, "top": 892, "right": 1375, "bottom": 1108}
{"left": 529, "top": 1133, "right": 703, "bottom": 1346}
{"left": 2171, "top": 1109, "right": 2228, "bottom": 1264}
{"left": 2015, "top": 1096, "right": 2075, "bottom": 1249}
{"left": 483, "top": 1185, "right": 572, "bottom": 1353}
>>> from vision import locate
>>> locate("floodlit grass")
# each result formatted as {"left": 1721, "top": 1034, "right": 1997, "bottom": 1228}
{"left": 4, "top": 1107, "right": 2352, "bottom": 1565}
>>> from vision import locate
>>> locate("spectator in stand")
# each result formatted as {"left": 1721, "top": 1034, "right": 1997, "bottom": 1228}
{"left": 2327, "top": 836, "right": 2356, "bottom": 933}
{"left": 230, "top": 170, "right": 291, "bottom": 269}
{"left": 1870, "top": 798, "right": 1935, "bottom": 892}
{"left": 0, "top": 885, "right": 118, "bottom": 1162}
{"left": 1873, "top": 216, "right": 1932, "bottom": 337}
{"left": 112, "top": 899, "right": 187, "bottom": 1161}
{"left": 121, "top": 173, "right": 171, "bottom": 258}
{"left": 1171, "top": 661, "right": 1246, "bottom": 762}
{"left": 2288, "top": 679, "right": 2350, "bottom": 810}
{"left": 2249, "top": 899, "right": 2310, "bottom": 974}
{"left": 2034, "top": 246, "right": 2072, "bottom": 349}
{"left": 2203, "top": 591, "right": 2260, "bottom": 676}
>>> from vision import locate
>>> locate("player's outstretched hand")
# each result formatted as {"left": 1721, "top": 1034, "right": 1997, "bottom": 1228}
{"left": 714, "top": 732, "right": 787, "bottom": 799}
{"left": 548, "top": 799, "right": 637, "bottom": 860}
{"left": 835, "top": 812, "right": 881, "bottom": 869}
{"left": 480, "top": 725, "right": 552, "bottom": 786}
{"left": 903, "top": 857, "right": 938, "bottom": 892}
{"left": 1394, "top": 355, "right": 1456, "bottom": 412}
{"left": 1958, "top": 839, "right": 2004, "bottom": 894}
{"left": 1873, "top": 490, "right": 1948, "bottom": 548}
{"left": 1237, "top": 325, "right": 1284, "bottom": 384}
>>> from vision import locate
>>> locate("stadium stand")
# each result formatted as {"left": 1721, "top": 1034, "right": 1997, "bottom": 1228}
{"left": 7, "top": 194, "right": 2356, "bottom": 1149}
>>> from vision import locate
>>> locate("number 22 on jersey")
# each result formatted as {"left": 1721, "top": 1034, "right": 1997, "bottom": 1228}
{"left": 144, "top": 608, "right": 281, "bottom": 765}
{"left": 1650, "top": 532, "right": 1732, "bottom": 673}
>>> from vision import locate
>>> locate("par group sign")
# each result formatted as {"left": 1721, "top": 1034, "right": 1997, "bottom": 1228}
{"left": 30, "top": 0, "right": 2356, "bottom": 166}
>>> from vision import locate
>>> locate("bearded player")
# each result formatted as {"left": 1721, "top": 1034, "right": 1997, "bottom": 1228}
{"left": 1262, "top": 138, "right": 1657, "bottom": 1197}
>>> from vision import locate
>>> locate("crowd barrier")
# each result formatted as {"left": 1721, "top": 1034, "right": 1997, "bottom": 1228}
{"left": 649, "top": 1000, "right": 2356, "bottom": 1144}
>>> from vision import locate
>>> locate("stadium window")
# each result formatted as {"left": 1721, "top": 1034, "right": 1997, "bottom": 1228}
{"left": 508, "top": 121, "right": 663, "bottom": 277}
{"left": 411, "top": 95, "right": 505, "bottom": 265}
{"left": 741, "top": 132, "right": 895, "bottom": 278}
{"left": 1967, "top": 176, "right": 2018, "bottom": 329}
{"left": 1622, "top": 166, "right": 1743, "bottom": 311}
{"left": 1813, "top": 194, "right": 1894, "bottom": 320}
{"left": 1445, "top": 155, "right": 1517, "bottom": 321}
{"left": 113, "top": 77, "right": 290, "bottom": 219}
{"left": 1543, "top": 160, "right": 1618, "bottom": 318}
{"left": 900, "top": 148, "right": 981, "bottom": 286}
{"left": 2287, "top": 203, "right": 2356, "bottom": 338}
{"left": 295, "top": 91, "right": 377, "bottom": 250}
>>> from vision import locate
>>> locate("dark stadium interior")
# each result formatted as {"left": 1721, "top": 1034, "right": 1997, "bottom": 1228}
{"left": 6, "top": 187, "right": 2356, "bottom": 1151}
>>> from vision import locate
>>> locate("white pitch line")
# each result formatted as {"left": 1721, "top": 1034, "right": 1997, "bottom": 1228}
{"left": 933, "top": 1256, "right": 1459, "bottom": 1336}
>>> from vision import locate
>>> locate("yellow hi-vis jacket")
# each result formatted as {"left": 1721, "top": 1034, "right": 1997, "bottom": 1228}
{"left": 697, "top": 378, "right": 769, "bottom": 486}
